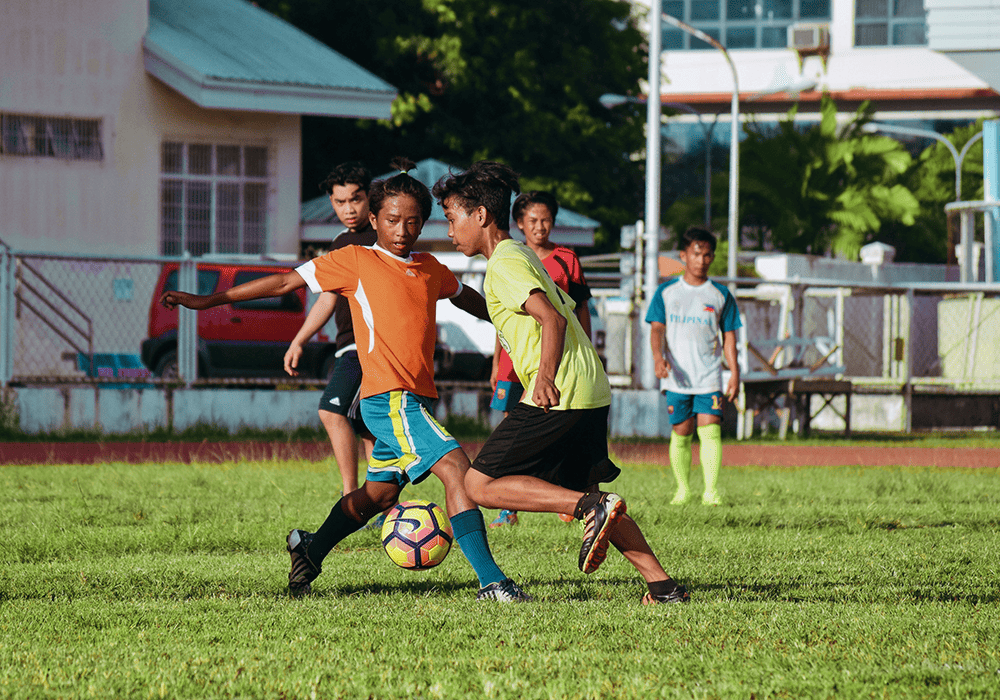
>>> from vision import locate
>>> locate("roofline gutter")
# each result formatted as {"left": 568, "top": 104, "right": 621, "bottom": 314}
{"left": 143, "top": 40, "right": 397, "bottom": 120}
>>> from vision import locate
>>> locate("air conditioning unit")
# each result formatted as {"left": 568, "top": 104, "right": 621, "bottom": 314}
{"left": 788, "top": 23, "right": 830, "bottom": 51}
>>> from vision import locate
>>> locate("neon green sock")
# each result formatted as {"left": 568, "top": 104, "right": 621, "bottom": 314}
{"left": 697, "top": 423, "right": 722, "bottom": 499}
{"left": 669, "top": 431, "right": 693, "bottom": 501}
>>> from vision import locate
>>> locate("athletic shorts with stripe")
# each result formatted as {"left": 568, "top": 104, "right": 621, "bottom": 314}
{"left": 664, "top": 390, "right": 724, "bottom": 425}
{"left": 472, "top": 403, "right": 621, "bottom": 491}
{"left": 318, "top": 350, "right": 367, "bottom": 434}
{"left": 361, "top": 390, "right": 460, "bottom": 487}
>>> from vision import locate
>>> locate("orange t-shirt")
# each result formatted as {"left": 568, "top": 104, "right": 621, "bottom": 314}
{"left": 296, "top": 245, "right": 462, "bottom": 399}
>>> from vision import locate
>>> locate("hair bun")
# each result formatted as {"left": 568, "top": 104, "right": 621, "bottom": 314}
{"left": 389, "top": 156, "right": 417, "bottom": 174}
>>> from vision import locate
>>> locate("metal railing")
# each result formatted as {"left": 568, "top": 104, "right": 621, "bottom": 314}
{"left": 2, "top": 245, "right": 1000, "bottom": 433}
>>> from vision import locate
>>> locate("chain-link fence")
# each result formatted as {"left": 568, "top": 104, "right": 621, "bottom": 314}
{"left": 3, "top": 244, "right": 1000, "bottom": 432}
{"left": 0, "top": 247, "right": 326, "bottom": 388}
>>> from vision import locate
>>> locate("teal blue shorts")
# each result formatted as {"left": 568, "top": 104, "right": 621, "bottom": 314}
{"left": 664, "top": 390, "right": 724, "bottom": 425}
{"left": 360, "top": 390, "right": 460, "bottom": 486}
{"left": 490, "top": 380, "right": 524, "bottom": 412}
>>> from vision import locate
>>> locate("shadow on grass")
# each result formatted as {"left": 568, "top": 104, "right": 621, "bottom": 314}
{"left": 691, "top": 580, "right": 1000, "bottom": 605}
{"left": 296, "top": 576, "right": 645, "bottom": 602}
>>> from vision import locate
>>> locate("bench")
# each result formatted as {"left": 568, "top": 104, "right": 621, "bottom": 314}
{"left": 738, "top": 336, "right": 852, "bottom": 439}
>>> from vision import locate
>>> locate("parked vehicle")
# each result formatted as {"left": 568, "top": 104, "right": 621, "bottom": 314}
{"left": 141, "top": 263, "right": 334, "bottom": 380}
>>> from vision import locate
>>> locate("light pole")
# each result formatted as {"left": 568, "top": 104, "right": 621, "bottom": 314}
{"left": 862, "top": 122, "right": 983, "bottom": 200}
{"left": 601, "top": 7, "right": 740, "bottom": 389}
{"left": 661, "top": 13, "right": 740, "bottom": 289}
{"left": 641, "top": 0, "right": 663, "bottom": 391}
{"left": 865, "top": 122, "right": 990, "bottom": 281}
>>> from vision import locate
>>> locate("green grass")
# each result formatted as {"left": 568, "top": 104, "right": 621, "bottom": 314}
{"left": 1, "top": 459, "right": 998, "bottom": 699}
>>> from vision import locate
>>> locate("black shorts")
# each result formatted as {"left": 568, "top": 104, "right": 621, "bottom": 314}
{"left": 472, "top": 403, "right": 620, "bottom": 491}
{"left": 318, "top": 351, "right": 368, "bottom": 434}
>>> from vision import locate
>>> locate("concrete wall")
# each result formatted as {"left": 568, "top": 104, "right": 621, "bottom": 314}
{"left": 6, "top": 386, "right": 678, "bottom": 437}
{"left": 6, "top": 385, "right": 996, "bottom": 438}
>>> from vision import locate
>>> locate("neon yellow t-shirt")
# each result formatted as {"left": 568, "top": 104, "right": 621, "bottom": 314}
{"left": 484, "top": 239, "right": 611, "bottom": 410}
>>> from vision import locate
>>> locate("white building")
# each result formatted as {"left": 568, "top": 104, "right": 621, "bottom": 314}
{"left": 0, "top": 0, "right": 396, "bottom": 258}
{"left": 629, "top": 0, "right": 999, "bottom": 146}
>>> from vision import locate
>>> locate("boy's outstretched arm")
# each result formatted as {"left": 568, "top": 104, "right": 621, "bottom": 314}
{"left": 722, "top": 329, "right": 740, "bottom": 402}
{"left": 450, "top": 285, "right": 491, "bottom": 323}
{"left": 160, "top": 271, "right": 306, "bottom": 311}
{"left": 522, "top": 290, "right": 567, "bottom": 411}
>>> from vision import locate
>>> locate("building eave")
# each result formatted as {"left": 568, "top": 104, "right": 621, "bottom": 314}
{"left": 143, "top": 38, "right": 396, "bottom": 119}
{"left": 653, "top": 87, "right": 1000, "bottom": 116}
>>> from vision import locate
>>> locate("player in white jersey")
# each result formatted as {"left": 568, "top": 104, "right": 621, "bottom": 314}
{"left": 644, "top": 228, "right": 741, "bottom": 505}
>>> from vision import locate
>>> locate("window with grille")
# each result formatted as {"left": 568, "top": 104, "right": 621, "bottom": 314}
{"left": 855, "top": 0, "right": 927, "bottom": 46}
{"left": 159, "top": 142, "right": 269, "bottom": 256}
{"left": 662, "top": 0, "right": 831, "bottom": 50}
{"left": 0, "top": 114, "right": 103, "bottom": 161}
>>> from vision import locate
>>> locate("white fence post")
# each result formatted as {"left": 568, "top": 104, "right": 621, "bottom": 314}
{"left": 0, "top": 244, "right": 12, "bottom": 386}
{"left": 904, "top": 287, "right": 914, "bottom": 433}
{"left": 177, "top": 255, "right": 198, "bottom": 386}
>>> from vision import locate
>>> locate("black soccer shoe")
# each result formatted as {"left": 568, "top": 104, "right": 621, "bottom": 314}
{"left": 579, "top": 492, "right": 626, "bottom": 574}
{"left": 642, "top": 583, "right": 690, "bottom": 605}
{"left": 286, "top": 529, "right": 321, "bottom": 595}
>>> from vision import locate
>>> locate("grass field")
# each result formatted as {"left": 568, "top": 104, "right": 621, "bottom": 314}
{"left": 1, "top": 455, "right": 998, "bottom": 699}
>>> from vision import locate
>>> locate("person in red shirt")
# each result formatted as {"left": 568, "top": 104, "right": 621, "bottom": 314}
{"left": 160, "top": 158, "right": 528, "bottom": 603}
{"left": 488, "top": 191, "right": 593, "bottom": 528}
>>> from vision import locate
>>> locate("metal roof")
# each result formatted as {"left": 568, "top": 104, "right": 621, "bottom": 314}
{"left": 302, "top": 158, "right": 600, "bottom": 244}
{"left": 144, "top": 0, "right": 397, "bottom": 118}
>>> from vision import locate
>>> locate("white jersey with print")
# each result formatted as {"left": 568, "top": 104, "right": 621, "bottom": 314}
{"left": 644, "top": 277, "right": 742, "bottom": 394}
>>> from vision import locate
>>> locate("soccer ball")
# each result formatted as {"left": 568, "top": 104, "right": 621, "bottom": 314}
{"left": 381, "top": 500, "right": 453, "bottom": 570}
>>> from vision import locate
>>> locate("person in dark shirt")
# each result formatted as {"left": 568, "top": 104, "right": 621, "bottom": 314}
{"left": 284, "top": 162, "right": 377, "bottom": 497}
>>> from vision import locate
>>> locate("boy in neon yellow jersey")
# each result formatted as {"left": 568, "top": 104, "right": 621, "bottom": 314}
{"left": 434, "top": 161, "right": 689, "bottom": 604}
{"left": 645, "top": 227, "right": 741, "bottom": 506}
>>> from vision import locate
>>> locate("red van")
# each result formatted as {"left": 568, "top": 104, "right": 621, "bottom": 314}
{"left": 140, "top": 263, "right": 334, "bottom": 380}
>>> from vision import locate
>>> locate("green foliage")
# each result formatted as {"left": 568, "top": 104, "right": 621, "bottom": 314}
{"left": 878, "top": 119, "right": 986, "bottom": 263}
{"left": 2, "top": 460, "right": 999, "bottom": 698}
{"left": 738, "top": 95, "right": 921, "bottom": 260}
{"left": 255, "top": 0, "right": 647, "bottom": 251}
{"left": 441, "top": 414, "right": 492, "bottom": 440}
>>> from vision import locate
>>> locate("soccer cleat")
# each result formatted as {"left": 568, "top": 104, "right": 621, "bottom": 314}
{"left": 360, "top": 512, "right": 387, "bottom": 532}
{"left": 670, "top": 491, "right": 690, "bottom": 505}
{"left": 578, "top": 492, "right": 626, "bottom": 574}
{"left": 702, "top": 492, "right": 721, "bottom": 506}
{"left": 476, "top": 578, "right": 533, "bottom": 602}
{"left": 488, "top": 509, "right": 519, "bottom": 528}
{"left": 558, "top": 513, "right": 575, "bottom": 523}
{"left": 641, "top": 583, "right": 690, "bottom": 605}
{"left": 286, "top": 529, "right": 321, "bottom": 595}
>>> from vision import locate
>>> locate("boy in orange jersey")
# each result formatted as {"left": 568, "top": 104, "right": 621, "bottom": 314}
{"left": 160, "top": 159, "right": 528, "bottom": 602}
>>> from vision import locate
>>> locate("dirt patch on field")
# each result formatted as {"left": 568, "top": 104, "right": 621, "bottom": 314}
{"left": 1, "top": 441, "right": 997, "bottom": 468}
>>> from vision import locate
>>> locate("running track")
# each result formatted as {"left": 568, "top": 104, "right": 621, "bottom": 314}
{"left": 1, "top": 441, "right": 998, "bottom": 468}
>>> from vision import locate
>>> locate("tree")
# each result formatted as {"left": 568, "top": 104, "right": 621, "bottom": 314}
{"left": 665, "top": 95, "right": 921, "bottom": 260}
{"left": 255, "top": 0, "right": 648, "bottom": 250}
{"left": 878, "top": 120, "right": 985, "bottom": 263}
{"left": 738, "top": 95, "right": 920, "bottom": 261}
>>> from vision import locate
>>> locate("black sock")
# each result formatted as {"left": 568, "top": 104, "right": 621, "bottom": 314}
{"left": 647, "top": 578, "right": 677, "bottom": 598}
{"left": 573, "top": 491, "right": 603, "bottom": 520}
{"left": 308, "top": 497, "right": 365, "bottom": 564}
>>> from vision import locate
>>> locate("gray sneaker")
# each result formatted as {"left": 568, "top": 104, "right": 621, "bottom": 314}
{"left": 476, "top": 578, "right": 533, "bottom": 602}
{"left": 286, "top": 529, "right": 321, "bottom": 595}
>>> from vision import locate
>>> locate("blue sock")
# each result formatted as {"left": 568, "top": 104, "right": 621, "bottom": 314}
{"left": 449, "top": 508, "right": 507, "bottom": 587}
